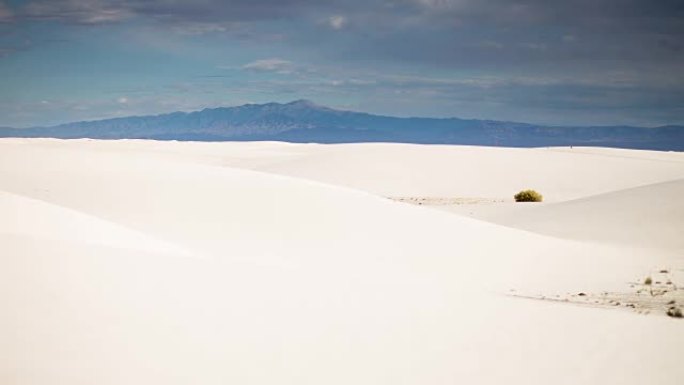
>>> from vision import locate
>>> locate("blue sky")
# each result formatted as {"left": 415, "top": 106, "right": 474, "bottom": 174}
{"left": 0, "top": 0, "right": 683, "bottom": 127}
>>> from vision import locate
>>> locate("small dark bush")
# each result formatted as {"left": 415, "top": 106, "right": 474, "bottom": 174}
{"left": 666, "top": 306, "right": 682, "bottom": 318}
{"left": 514, "top": 189, "right": 543, "bottom": 202}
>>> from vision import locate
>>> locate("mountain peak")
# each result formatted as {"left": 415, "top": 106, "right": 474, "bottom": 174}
{"left": 285, "top": 99, "right": 320, "bottom": 108}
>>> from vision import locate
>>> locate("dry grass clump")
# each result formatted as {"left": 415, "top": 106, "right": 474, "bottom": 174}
{"left": 514, "top": 189, "right": 543, "bottom": 202}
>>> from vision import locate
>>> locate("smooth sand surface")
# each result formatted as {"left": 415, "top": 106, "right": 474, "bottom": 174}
{"left": 2, "top": 139, "right": 683, "bottom": 385}
{"left": 442, "top": 179, "right": 684, "bottom": 251}
{"left": 236, "top": 143, "right": 684, "bottom": 201}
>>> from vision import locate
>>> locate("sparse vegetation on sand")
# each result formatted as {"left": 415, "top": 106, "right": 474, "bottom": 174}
{"left": 509, "top": 269, "right": 683, "bottom": 319}
{"left": 666, "top": 306, "right": 682, "bottom": 318}
{"left": 514, "top": 189, "right": 543, "bottom": 202}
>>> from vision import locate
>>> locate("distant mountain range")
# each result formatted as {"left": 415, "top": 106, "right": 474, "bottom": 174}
{"left": 2, "top": 100, "right": 683, "bottom": 150}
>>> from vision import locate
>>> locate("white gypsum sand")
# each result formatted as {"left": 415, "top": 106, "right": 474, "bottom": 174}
{"left": 1, "top": 138, "right": 683, "bottom": 385}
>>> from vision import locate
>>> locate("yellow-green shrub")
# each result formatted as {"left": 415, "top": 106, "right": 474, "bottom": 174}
{"left": 514, "top": 189, "right": 543, "bottom": 202}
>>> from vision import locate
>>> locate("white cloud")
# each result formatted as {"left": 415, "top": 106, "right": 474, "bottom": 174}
{"left": 171, "top": 22, "right": 232, "bottom": 36}
{"left": 242, "top": 58, "right": 293, "bottom": 73}
{"left": 117, "top": 97, "right": 129, "bottom": 104}
{"left": 328, "top": 15, "right": 347, "bottom": 30}
{"left": 23, "top": 0, "right": 133, "bottom": 24}
{"left": 414, "top": 0, "right": 461, "bottom": 11}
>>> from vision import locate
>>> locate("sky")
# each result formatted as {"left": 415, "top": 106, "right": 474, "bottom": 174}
{"left": 0, "top": 0, "right": 683, "bottom": 128}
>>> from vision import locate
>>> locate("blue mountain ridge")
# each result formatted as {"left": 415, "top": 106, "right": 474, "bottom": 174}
{"left": 1, "top": 100, "right": 682, "bottom": 151}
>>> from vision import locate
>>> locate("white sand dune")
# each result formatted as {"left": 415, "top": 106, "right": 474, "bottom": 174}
{"left": 0, "top": 190, "right": 192, "bottom": 256}
{"left": 1, "top": 139, "right": 683, "bottom": 385}
{"left": 234, "top": 143, "right": 684, "bottom": 201}
{"left": 446, "top": 179, "right": 684, "bottom": 251}
{"left": 203, "top": 140, "right": 684, "bottom": 250}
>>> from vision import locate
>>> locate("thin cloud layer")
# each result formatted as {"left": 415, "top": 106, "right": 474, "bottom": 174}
{"left": 19, "top": 0, "right": 335, "bottom": 23}
{"left": 11, "top": 1, "right": 684, "bottom": 65}
{"left": 0, "top": 0, "right": 682, "bottom": 126}
{"left": 242, "top": 58, "right": 294, "bottom": 73}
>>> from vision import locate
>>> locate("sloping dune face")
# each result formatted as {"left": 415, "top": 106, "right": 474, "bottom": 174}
{"left": 216, "top": 142, "right": 684, "bottom": 251}
{"left": 1, "top": 139, "right": 683, "bottom": 385}
{"left": 489, "top": 179, "right": 684, "bottom": 251}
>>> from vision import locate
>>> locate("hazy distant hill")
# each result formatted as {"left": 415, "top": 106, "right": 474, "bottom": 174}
{"left": 1, "top": 100, "right": 682, "bottom": 150}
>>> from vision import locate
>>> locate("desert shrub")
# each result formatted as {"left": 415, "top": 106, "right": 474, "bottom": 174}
{"left": 514, "top": 189, "right": 543, "bottom": 202}
{"left": 666, "top": 306, "right": 682, "bottom": 318}
{"left": 644, "top": 277, "right": 653, "bottom": 285}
